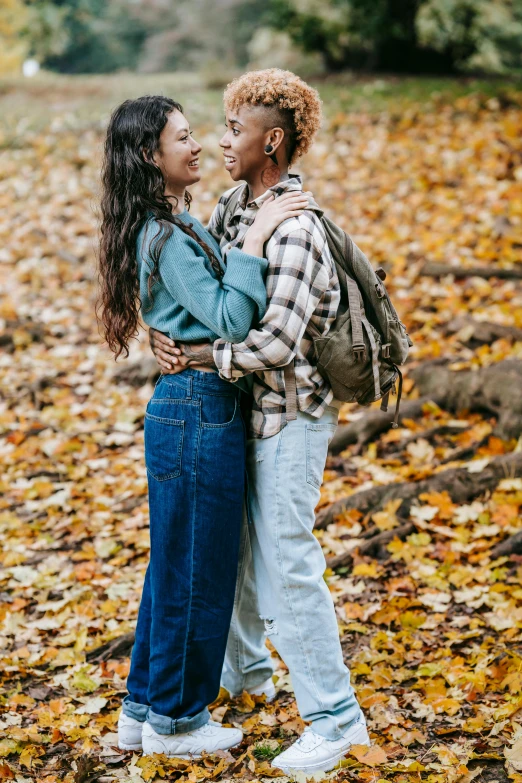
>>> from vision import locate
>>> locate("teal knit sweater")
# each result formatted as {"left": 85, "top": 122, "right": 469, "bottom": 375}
{"left": 137, "top": 210, "right": 268, "bottom": 343}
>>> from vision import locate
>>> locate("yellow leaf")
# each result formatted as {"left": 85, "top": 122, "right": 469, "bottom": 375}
{"left": 371, "top": 498, "right": 402, "bottom": 531}
{"left": 352, "top": 562, "right": 380, "bottom": 577}
{"left": 71, "top": 668, "right": 100, "bottom": 693}
{"left": 137, "top": 756, "right": 166, "bottom": 780}
{"left": 435, "top": 745, "right": 461, "bottom": 765}
{"left": 400, "top": 611, "right": 427, "bottom": 629}
{"left": 235, "top": 691, "right": 256, "bottom": 713}
{"left": 74, "top": 626, "right": 88, "bottom": 653}
{"left": 19, "top": 745, "right": 44, "bottom": 769}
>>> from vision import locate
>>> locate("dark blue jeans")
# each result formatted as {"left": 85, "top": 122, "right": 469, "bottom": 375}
{"left": 122, "top": 370, "right": 245, "bottom": 734}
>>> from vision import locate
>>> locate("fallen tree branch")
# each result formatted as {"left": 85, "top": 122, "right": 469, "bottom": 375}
{"left": 327, "top": 522, "right": 415, "bottom": 569}
{"left": 331, "top": 359, "right": 522, "bottom": 455}
{"left": 329, "top": 397, "right": 444, "bottom": 455}
{"left": 439, "top": 434, "right": 491, "bottom": 465}
{"left": 490, "top": 530, "right": 522, "bottom": 559}
{"left": 444, "top": 316, "right": 522, "bottom": 345}
{"left": 316, "top": 450, "right": 522, "bottom": 530}
{"left": 410, "top": 359, "right": 522, "bottom": 441}
{"left": 86, "top": 631, "right": 135, "bottom": 663}
{"left": 387, "top": 423, "right": 469, "bottom": 458}
{"left": 421, "top": 263, "right": 522, "bottom": 280}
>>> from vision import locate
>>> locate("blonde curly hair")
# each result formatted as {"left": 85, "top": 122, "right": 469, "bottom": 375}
{"left": 223, "top": 68, "right": 322, "bottom": 165}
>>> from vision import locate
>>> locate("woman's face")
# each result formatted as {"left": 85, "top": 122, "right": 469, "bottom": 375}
{"left": 154, "top": 109, "right": 202, "bottom": 192}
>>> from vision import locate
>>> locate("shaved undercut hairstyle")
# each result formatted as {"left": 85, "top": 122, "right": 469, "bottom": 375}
{"left": 223, "top": 68, "right": 323, "bottom": 165}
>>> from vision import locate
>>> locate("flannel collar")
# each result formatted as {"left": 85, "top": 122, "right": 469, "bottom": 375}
{"left": 231, "top": 173, "right": 323, "bottom": 226}
{"left": 237, "top": 172, "right": 302, "bottom": 212}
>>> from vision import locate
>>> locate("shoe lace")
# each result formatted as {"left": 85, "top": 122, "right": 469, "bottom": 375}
{"left": 197, "top": 723, "right": 216, "bottom": 736}
{"left": 295, "top": 728, "right": 322, "bottom": 752}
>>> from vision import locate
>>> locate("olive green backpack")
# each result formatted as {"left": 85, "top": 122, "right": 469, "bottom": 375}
{"left": 222, "top": 187, "right": 412, "bottom": 426}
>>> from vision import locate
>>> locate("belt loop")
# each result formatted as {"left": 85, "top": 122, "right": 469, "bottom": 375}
{"left": 187, "top": 376, "right": 193, "bottom": 399}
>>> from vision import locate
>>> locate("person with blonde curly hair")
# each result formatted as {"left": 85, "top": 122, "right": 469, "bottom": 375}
{"left": 149, "top": 69, "right": 369, "bottom": 774}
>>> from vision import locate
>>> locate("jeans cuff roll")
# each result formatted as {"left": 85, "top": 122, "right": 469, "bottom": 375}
{"left": 122, "top": 695, "right": 149, "bottom": 722}
{"left": 147, "top": 706, "right": 210, "bottom": 735}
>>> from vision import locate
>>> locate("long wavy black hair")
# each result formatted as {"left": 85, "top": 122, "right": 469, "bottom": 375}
{"left": 97, "top": 95, "right": 222, "bottom": 359}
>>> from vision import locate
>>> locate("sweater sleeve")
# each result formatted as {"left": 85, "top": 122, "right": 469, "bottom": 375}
{"left": 148, "top": 224, "right": 268, "bottom": 343}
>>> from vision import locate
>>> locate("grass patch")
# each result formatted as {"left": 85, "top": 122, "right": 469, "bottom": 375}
{"left": 317, "top": 73, "right": 522, "bottom": 113}
{"left": 253, "top": 739, "right": 283, "bottom": 761}
{"left": 1, "top": 70, "right": 521, "bottom": 143}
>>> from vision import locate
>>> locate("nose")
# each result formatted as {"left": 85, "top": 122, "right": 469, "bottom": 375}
{"left": 219, "top": 133, "right": 229, "bottom": 149}
{"left": 192, "top": 137, "right": 202, "bottom": 154}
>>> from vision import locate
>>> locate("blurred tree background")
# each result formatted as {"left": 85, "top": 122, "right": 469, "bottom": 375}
{"left": 1, "top": 0, "right": 521, "bottom": 77}
{"left": 1, "top": 1, "right": 522, "bottom": 782}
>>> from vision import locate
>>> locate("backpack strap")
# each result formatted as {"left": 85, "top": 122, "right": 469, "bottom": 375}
{"left": 284, "top": 362, "right": 298, "bottom": 422}
{"left": 361, "top": 315, "right": 381, "bottom": 402}
{"left": 345, "top": 275, "right": 366, "bottom": 362}
{"left": 393, "top": 366, "right": 403, "bottom": 428}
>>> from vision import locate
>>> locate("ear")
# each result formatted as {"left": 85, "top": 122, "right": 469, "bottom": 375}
{"left": 266, "top": 127, "right": 285, "bottom": 156}
{"left": 142, "top": 147, "right": 159, "bottom": 166}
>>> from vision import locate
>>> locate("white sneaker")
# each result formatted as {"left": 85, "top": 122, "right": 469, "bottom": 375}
{"left": 118, "top": 712, "right": 145, "bottom": 751}
{"left": 272, "top": 714, "right": 370, "bottom": 775}
{"left": 142, "top": 720, "right": 243, "bottom": 758}
{"left": 229, "top": 677, "right": 276, "bottom": 703}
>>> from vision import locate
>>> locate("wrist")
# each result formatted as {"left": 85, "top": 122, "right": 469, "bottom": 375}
{"left": 242, "top": 232, "right": 265, "bottom": 257}
{"left": 247, "top": 225, "right": 265, "bottom": 243}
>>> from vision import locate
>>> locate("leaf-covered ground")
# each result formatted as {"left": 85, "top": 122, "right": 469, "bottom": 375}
{"left": 0, "top": 74, "right": 522, "bottom": 783}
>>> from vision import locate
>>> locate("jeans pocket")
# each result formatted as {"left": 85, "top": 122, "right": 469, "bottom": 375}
{"left": 305, "top": 424, "right": 337, "bottom": 489}
{"left": 144, "top": 412, "right": 184, "bottom": 481}
{"left": 200, "top": 395, "right": 238, "bottom": 428}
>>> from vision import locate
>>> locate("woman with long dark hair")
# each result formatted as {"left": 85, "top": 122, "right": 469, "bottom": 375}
{"left": 97, "top": 95, "right": 308, "bottom": 758}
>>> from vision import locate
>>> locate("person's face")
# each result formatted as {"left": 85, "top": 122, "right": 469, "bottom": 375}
{"left": 153, "top": 109, "right": 202, "bottom": 191}
{"left": 220, "top": 105, "right": 279, "bottom": 182}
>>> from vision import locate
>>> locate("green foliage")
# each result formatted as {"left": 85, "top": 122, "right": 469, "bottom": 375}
{"left": 417, "top": 0, "right": 522, "bottom": 73}
{"left": 267, "top": 0, "right": 522, "bottom": 73}
{"left": 21, "top": 0, "right": 267, "bottom": 75}
{"left": 24, "top": 0, "right": 147, "bottom": 73}
{"left": 13, "top": 0, "right": 522, "bottom": 75}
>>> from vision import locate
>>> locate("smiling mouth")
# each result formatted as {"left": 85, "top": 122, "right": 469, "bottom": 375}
{"left": 188, "top": 158, "right": 199, "bottom": 168}
{"left": 224, "top": 156, "right": 236, "bottom": 165}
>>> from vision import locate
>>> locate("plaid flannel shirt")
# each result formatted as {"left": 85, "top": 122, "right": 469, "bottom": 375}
{"left": 207, "top": 174, "right": 340, "bottom": 439}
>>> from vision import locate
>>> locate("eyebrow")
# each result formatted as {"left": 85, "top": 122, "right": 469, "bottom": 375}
{"left": 227, "top": 118, "right": 244, "bottom": 127}
{"left": 177, "top": 127, "right": 190, "bottom": 135}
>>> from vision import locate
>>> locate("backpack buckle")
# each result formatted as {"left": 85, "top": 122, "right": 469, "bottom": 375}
{"left": 375, "top": 283, "right": 385, "bottom": 298}
{"left": 382, "top": 343, "right": 391, "bottom": 359}
{"left": 353, "top": 344, "right": 366, "bottom": 362}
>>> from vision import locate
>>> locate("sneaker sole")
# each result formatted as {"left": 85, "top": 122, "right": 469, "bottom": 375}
{"left": 143, "top": 735, "right": 242, "bottom": 758}
{"left": 118, "top": 741, "right": 143, "bottom": 751}
{"left": 274, "top": 725, "right": 370, "bottom": 775}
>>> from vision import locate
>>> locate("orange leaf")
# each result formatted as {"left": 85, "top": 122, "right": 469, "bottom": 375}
{"left": 51, "top": 729, "right": 63, "bottom": 744}
{"left": 349, "top": 744, "right": 388, "bottom": 766}
{"left": 0, "top": 763, "right": 15, "bottom": 780}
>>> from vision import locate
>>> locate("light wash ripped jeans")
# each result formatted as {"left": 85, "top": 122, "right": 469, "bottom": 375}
{"left": 221, "top": 406, "right": 362, "bottom": 741}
